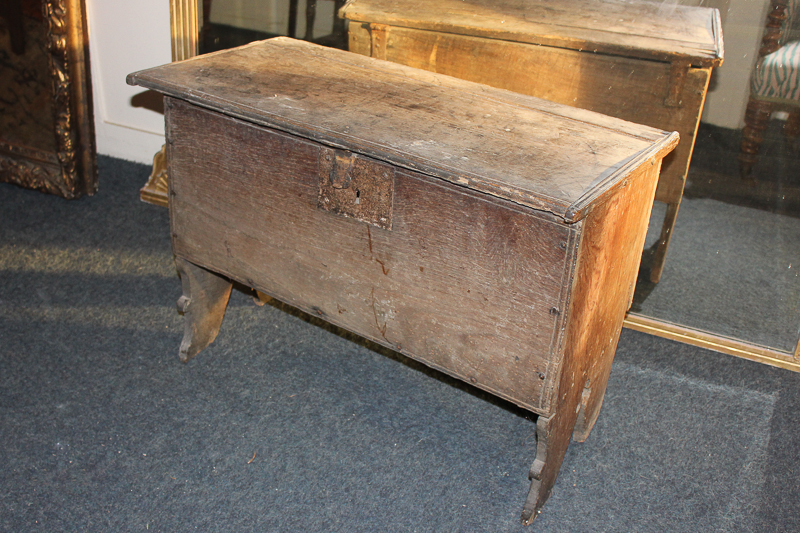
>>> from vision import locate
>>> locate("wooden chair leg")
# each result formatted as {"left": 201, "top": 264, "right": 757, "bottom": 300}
{"left": 784, "top": 108, "right": 800, "bottom": 138}
{"left": 648, "top": 200, "right": 680, "bottom": 284}
{"left": 288, "top": 0, "right": 299, "bottom": 39}
{"left": 739, "top": 97, "right": 773, "bottom": 178}
{"left": 175, "top": 257, "right": 233, "bottom": 363}
{"left": 304, "top": 0, "right": 317, "bottom": 41}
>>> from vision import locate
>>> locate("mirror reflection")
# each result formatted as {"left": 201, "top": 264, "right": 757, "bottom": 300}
{"left": 634, "top": 118, "right": 800, "bottom": 353}
{"left": 197, "top": 0, "right": 347, "bottom": 55}
{"left": 632, "top": 0, "right": 799, "bottom": 356}
{"left": 190, "top": 0, "right": 799, "bottom": 359}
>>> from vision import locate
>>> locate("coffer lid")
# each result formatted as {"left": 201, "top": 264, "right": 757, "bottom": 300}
{"left": 127, "top": 37, "right": 678, "bottom": 222}
{"left": 340, "top": 0, "right": 724, "bottom": 67}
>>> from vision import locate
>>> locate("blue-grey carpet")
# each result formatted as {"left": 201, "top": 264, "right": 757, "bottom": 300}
{"left": 637, "top": 198, "right": 800, "bottom": 352}
{"left": 1, "top": 156, "right": 798, "bottom": 532}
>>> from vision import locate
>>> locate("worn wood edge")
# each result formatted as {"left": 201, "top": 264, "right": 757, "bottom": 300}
{"left": 623, "top": 313, "right": 800, "bottom": 373}
{"left": 128, "top": 37, "right": 267, "bottom": 88}
{"left": 537, "top": 223, "right": 583, "bottom": 414}
{"left": 340, "top": 5, "right": 724, "bottom": 66}
{"left": 151, "top": 90, "right": 568, "bottom": 217}
{"left": 131, "top": 85, "right": 576, "bottom": 216}
{"left": 655, "top": 67, "right": 713, "bottom": 204}
{"left": 155, "top": 88, "right": 666, "bottom": 222}
{"left": 712, "top": 8, "right": 725, "bottom": 66}
{"left": 565, "top": 132, "right": 679, "bottom": 221}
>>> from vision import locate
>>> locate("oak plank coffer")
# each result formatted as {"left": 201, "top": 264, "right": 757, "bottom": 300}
{"left": 341, "top": 0, "right": 724, "bottom": 283}
{"left": 127, "top": 37, "right": 678, "bottom": 524}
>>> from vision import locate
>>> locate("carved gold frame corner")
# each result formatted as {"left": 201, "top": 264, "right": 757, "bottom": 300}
{"left": 1, "top": 0, "right": 97, "bottom": 198}
{"left": 139, "top": 0, "right": 199, "bottom": 207}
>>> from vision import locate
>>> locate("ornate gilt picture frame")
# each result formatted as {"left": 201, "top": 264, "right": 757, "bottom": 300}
{"left": 0, "top": 0, "right": 96, "bottom": 198}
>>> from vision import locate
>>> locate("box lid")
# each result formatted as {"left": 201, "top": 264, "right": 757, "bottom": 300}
{"left": 127, "top": 37, "right": 678, "bottom": 222}
{"left": 341, "top": 0, "right": 724, "bottom": 67}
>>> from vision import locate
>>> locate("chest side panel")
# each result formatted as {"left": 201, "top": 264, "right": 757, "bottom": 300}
{"left": 546, "top": 159, "right": 662, "bottom": 421}
{"left": 167, "top": 99, "right": 577, "bottom": 414}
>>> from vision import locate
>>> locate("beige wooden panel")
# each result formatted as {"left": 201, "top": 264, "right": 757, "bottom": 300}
{"left": 341, "top": 0, "right": 723, "bottom": 66}
{"left": 562, "top": 160, "right": 661, "bottom": 432}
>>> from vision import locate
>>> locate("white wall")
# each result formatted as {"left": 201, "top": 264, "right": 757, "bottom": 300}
{"left": 694, "top": 0, "right": 771, "bottom": 129}
{"left": 85, "top": 0, "right": 172, "bottom": 164}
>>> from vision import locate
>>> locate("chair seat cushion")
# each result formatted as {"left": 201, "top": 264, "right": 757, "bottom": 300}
{"left": 752, "top": 40, "right": 800, "bottom": 102}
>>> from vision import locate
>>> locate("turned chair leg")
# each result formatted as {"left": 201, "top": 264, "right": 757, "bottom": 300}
{"left": 738, "top": 97, "right": 773, "bottom": 178}
{"left": 784, "top": 108, "right": 800, "bottom": 138}
{"left": 304, "top": 0, "right": 317, "bottom": 41}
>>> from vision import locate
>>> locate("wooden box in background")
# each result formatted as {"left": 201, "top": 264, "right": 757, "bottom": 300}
{"left": 342, "top": 0, "right": 724, "bottom": 282}
{"left": 127, "top": 37, "right": 677, "bottom": 523}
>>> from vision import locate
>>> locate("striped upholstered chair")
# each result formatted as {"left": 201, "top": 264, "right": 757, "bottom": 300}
{"left": 739, "top": 0, "right": 800, "bottom": 177}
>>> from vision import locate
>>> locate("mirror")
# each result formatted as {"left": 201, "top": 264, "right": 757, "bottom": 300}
{"left": 626, "top": 0, "right": 800, "bottom": 369}
{"left": 196, "top": 0, "right": 347, "bottom": 55}
{"left": 163, "top": 0, "right": 799, "bottom": 370}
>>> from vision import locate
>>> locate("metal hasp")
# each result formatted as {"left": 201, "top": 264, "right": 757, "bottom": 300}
{"left": 318, "top": 147, "right": 395, "bottom": 230}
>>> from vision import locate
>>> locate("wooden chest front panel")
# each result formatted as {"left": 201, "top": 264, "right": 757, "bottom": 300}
{"left": 167, "top": 98, "right": 579, "bottom": 415}
{"left": 348, "top": 23, "right": 711, "bottom": 205}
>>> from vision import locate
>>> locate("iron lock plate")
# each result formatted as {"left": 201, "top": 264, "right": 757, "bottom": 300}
{"left": 317, "top": 147, "right": 395, "bottom": 230}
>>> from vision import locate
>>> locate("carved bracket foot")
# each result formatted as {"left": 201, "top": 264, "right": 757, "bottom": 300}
{"left": 175, "top": 257, "right": 233, "bottom": 362}
{"left": 521, "top": 414, "right": 556, "bottom": 525}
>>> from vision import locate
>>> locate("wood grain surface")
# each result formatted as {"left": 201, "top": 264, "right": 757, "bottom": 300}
{"left": 137, "top": 36, "right": 680, "bottom": 523}
{"left": 520, "top": 146, "right": 662, "bottom": 524}
{"left": 167, "top": 98, "right": 581, "bottom": 414}
{"left": 566, "top": 160, "right": 662, "bottom": 439}
{"left": 343, "top": 2, "right": 716, "bottom": 283}
{"left": 128, "top": 37, "right": 677, "bottom": 222}
{"left": 341, "top": 0, "right": 724, "bottom": 66}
